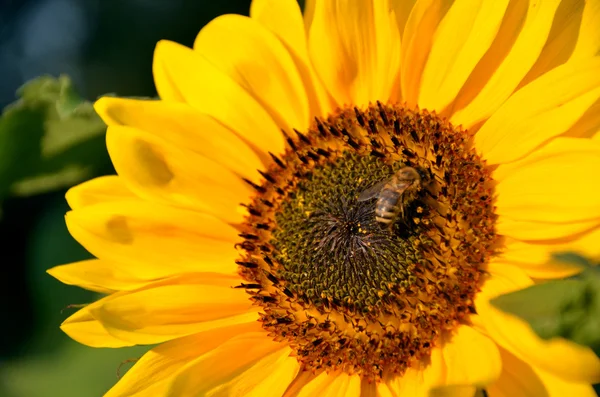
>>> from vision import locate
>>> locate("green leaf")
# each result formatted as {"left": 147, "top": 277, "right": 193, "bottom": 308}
{"left": 0, "top": 75, "right": 109, "bottom": 198}
{"left": 0, "top": 340, "right": 150, "bottom": 397}
{"left": 552, "top": 252, "right": 595, "bottom": 268}
{"left": 0, "top": 97, "right": 45, "bottom": 196}
{"left": 491, "top": 257, "right": 600, "bottom": 353}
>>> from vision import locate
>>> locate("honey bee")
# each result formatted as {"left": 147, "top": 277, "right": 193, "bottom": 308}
{"left": 357, "top": 167, "right": 422, "bottom": 229}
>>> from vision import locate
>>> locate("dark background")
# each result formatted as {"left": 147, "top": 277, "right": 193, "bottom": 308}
{"left": 0, "top": 1, "right": 252, "bottom": 396}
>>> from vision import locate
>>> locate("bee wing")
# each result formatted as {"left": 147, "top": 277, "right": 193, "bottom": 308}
{"left": 357, "top": 181, "right": 386, "bottom": 202}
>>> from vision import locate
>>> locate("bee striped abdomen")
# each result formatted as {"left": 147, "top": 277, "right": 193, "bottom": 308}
{"left": 375, "top": 188, "right": 401, "bottom": 223}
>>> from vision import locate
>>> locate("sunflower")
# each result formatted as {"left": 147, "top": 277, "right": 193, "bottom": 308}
{"left": 48, "top": 0, "right": 600, "bottom": 395}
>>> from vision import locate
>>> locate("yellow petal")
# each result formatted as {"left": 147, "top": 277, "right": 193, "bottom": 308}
{"left": 570, "top": 0, "right": 600, "bottom": 61}
{"left": 250, "top": 0, "right": 306, "bottom": 60}
{"left": 497, "top": 228, "right": 600, "bottom": 279}
{"left": 91, "top": 273, "right": 258, "bottom": 345}
{"left": 474, "top": 58, "right": 600, "bottom": 165}
{"left": 66, "top": 176, "right": 136, "bottom": 210}
{"left": 418, "top": 0, "right": 510, "bottom": 112}
{"left": 204, "top": 347, "right": 299, "bottom": 396}
{"left": 401, "top": 0, "right": 453, "bottom": 107}
{"left": 250, "top": 0, "right": 334, "bottom": 118}
{"left": 517, "top": 0, "right": 585, "bottom": 88}
{"left": 376, "top": 383, "right": 395, "bottom": 397}
{"left": 280, "top": 370, "right": 320, "bottom": 397}
{"left": 487, "top": 346, "right": 597, "bottom": 396}
{"left": 152, "top": 40, "right": 284, "bottom": 156}
{"left": 166, "top": 332, "right": 285, "bottom": 396}
{"left": 476, "top": 263, "right": 600, "bottom": 383}
{"left": 494, "top": 137, "right": 600, "bottom": 224}
{"left": 64, "top": 200, "right": 240, "bottom": 282}
{"left": 304, "top": 0, "right": 316, "bottom": 30}
{"left": 451, "top": 0, "right": 561, "bottom": 129}
{"left": 49, "top": 259, "right": 139, "bottom": 293}
{"left": 485, "top": 347, "right": 547, "bottom": 397}
{"left": 105, "top": 322, "right": 262, "bottom": 397}
{"left": 428, "top": 385, "right": 477, "bottom": 397}
{"left": 360, "top": 380, "right": 377, "bottom": 397}
{"left": 563, "top": 2, "right": 600, "bottom": 140}
{"left": 387, "top": 347, "right": 445, "bottom": 397}
{"left": 297, "top": 372, "right": 361, "bottom": 397}
{"left": 439, "top": 325, "right": 501, "bottom": 388}
{"left": 497, "top": 217, "right": 600, "bottom": 241}
{"left": 60, "top": 295, "right": 134, "bottom": 348}
{"left": 106, "top": 125, "right": 252, "bottom": 223}
{"left": 563, "top": 97, "right": 600, "bottom": 138}
{"left": 533, "top": 366, "right": 597, "bottom": 397}
{"left": 194, "top": 14, "right": 310, "bottom": 131}
{"left": 308, "top": 0, "right": 401, "bottom": 107}
{"left": 387, "top": 0, "right": 417, "bottom": 103}
{"left": 94, "top": 97, "right": 265, "bottom": 182}
{"left": 390, "top": 0, "right": 418, "bottom": 41}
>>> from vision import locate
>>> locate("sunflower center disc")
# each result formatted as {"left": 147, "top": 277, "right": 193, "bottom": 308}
{"left": 236, "top": 104, "right": 498, "bottom": 380}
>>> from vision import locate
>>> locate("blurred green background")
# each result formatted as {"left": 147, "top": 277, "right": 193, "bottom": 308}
{"left": 0, "top": 1, "right": 253, "bottom": 396}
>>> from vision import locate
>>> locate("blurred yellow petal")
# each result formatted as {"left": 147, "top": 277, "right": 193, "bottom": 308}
{"left": 387, "top": 348, "right": 445, "bottom": 397}
{"left": 496, "top": 217, "right": 600, "bottom": 241}
{"left": 476, "top": 263, "right": 600, "bottom": 383}
{"left": 95, "top": 97, "right": 265, "bottom": 181}
{"left": 401, "top": 0, "right": 452, "bottom": 107}
{"left": 152, "top": 40, "right": 285, "bottom": 156}
{"left": 297, "top": 372, "right": 361, "bottom": 397}
{"left": 487, "top": 346, "right": 597, "bottom": 397}
{"left": 106, "top": 322, "right": 262, "bottom": 397}
{"left": 428, "top": 385, "right": 478, "bottom": 397}
{"left": 376, "top": 383, "right": 395, "bottom": 397}
{"left": 106, "top": 125, "right": 252, "bottom": 223}
{"left": 486, "top": 347, "right": 546, "bottom": 397}
{"left": 497, "top": 227, "right": 600, "bottom": 279}
{"left": 440, "top": 325, "right": 501, "bottom": 388}
{"left": 390, "top": 0, "right": 417, "bottom": 41}
{"left": 49, "top": 259, "right": 142, "bottom": 293}
{"left": 66, "top": 176, "right": 136, "bottom": 210}
{"left": 308, "top": 0, "right": 401, "bottom": 107}
{"left": 166, "top": 333, "right": 286, "bottom": 396}
{"left": 494, "top": 138, "right": 600, "bottom": 225}
{"left": 250, "top": 0, "right": 334, "bottom": 118}
{"left": 194, "top": 14, "right": 310, "bottom": 131}
{"left": 475, "top": 58, "right": 600, "bottom": 165}
{"left": 385, "top": 0, "right": 417, "bottom": 103}
{"left": 388, "top": 325, "right": 499, "bottom": 396}
{"left": 65, "top": 200, "right": 240, "bottom": 281}
{"left": 203, "top": 347, "right": 299, "bottom": 396}
{"left": 60, "top": 295, "right": 134, "bottom": 348}
{"left": 533, "top": 366, "right": 597, "bottom": 397}
{"left": 451, "top": 0, "right": 561, "bottom": 129}
{"left": 304, "top": 0, "right": 316, "bottom": 30}
{"left": 418, "top": 0, "right": 510, "bottom": 112}
{"left": 91, "top": 274, "right": 258, "bottom": 345}
{"left": 359, "top": 381, "right": 377, "bottom": 397}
